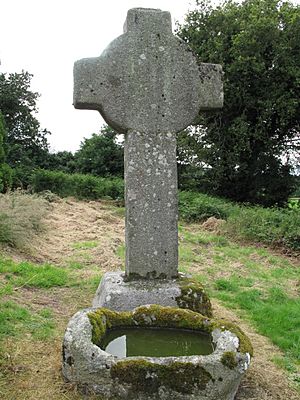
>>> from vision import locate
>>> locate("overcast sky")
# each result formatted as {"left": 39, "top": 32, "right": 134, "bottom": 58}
{"left": 1, "top": 0, "right": 299, "bottom": 153}
{"left": 0, "top": 0, "right": 197, "bottom": 152}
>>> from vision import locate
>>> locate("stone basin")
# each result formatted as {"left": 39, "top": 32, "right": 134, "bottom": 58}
{"left": 62, "top": 305, "right": 252, "bottom": 400}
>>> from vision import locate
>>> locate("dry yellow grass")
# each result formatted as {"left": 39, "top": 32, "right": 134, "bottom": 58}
{"left": 0, "top": 190, "right": 49, "bottom": 249}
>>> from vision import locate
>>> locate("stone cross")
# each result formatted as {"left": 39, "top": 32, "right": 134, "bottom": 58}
{"left": 73, "top": 8, "right": 223, "bottom": 280}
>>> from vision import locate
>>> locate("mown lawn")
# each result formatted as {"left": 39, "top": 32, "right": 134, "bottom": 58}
{"left": 0, "top": 256, "right": 102, "bottom": 400}
{"left": 0, "top": 204, "right": 299, "bottom": 398}
{"left": 178, "top": 223, "right": 300, "bottom": 385}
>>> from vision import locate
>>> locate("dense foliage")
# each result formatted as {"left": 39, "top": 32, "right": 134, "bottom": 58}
{"left": 292, "top": 177, "right": 300, "bottom": 197}
{"left": 178, "top": 191, "right": 300, "bottom": 251}
{"left": 46, "top": 151, "right": 76, "bottom": 173}
{"left": 75, "top": 126, "right": 124, "bottom": 177}
{"left": 0, "top": 71, "right": 50, "bottom": 171}
{"left": 177, "top": 0, "right": 300, "bottom": 206}
{"left": 0, "top": 112, "right": 12, "bottom": 192}
{"left": 0, "top": 70, "right": 123, "bottom": 185}
{"left": 31, "top": 169, "right": 124, "bottom": 200}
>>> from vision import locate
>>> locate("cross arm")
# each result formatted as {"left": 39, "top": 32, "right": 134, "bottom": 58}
{"left": 198, "top": 63, "right": 223, "bottom": 111}
{"left": 73, "top": 57, "right": 104, "bottom": 111}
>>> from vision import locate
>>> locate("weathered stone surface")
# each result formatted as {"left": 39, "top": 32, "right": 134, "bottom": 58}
{"left": 73, "top": 8, "right": 223, "bottom": 279}
{"left": 93, "top": 271, "right": 212, "bottom": 317}
{"left": 73, "top": 8, "right": 223, "bottom": 135}
{"left": 62, "top": 305, "right": 251, "bottom": 400}
{"left": 125, "top": 131, "right": 178, "bottom": 279}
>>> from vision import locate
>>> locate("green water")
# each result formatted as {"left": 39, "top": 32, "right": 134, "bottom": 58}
{"left": 99, "top": 327, "right": 214, "bottom": 358}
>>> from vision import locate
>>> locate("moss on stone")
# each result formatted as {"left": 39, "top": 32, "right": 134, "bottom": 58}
{"left": 88, "top": 309, "right": 106, "bottom": 344}
{"left": 110, "top": 359, "right": 212, "bottom": 394}
{"left": 88, "top": 305, "right": 253, "bottom": 357}
{"left": 221, "top": 352, "right": 238, "bottom": 369}
{"left": 88, "top": 308, "right": 133, "bottom": 344}
{"left": 176, "top": 277, "right": 212, "bottom": 317}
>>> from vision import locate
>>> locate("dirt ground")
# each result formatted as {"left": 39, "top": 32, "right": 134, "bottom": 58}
{"left": 2, "top": 198, "right": 299, "bottom": 400}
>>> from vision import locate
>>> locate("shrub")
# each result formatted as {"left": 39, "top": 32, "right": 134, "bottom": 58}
{"left": 0, "top": 111, "right": 12, "bottom": 193}
{"left": 226, "top": 206, "right": 300, "bottom": 252}
{"left": 288, "top": 198, "right": 300, "bottom": 210}
{"left": 0, "top": 163, "right": 12, "bottom": 193}
{"left": 178, "top": 191, "right": 233, "bottom": 222}
{"left": 0, "top": 190, "right": 48, "bottom": 248}
{"left": 31, "top": 169, "right": 124, "bottom": 200}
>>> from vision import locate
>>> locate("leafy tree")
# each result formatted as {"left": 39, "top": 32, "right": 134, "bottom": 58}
{"left": 293, "top": 176, "right": 300, "bottom": 197}
{"left": 0, "top": 71, "right": 50, "bottom": 170}
{"left": 75, "top": 125, "right": 124, "bottom": 177}
{"left": 177, "top": 128, "right": 210, "bottom": 191}
{"left": 0, "top": 113, "right": 5, "bottom": 166}
{"left": 177, "top": 0, "right": 300, "bottom": 206}
{"left": 0, "top": 112, "right": 12, "bottom": 192}
{"left": 47, "top": 151, "right": 76, "bottom": 173}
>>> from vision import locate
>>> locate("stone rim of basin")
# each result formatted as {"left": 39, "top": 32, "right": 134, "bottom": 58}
{"left": 62, "top": 305, "right": 252, "bottom": 399}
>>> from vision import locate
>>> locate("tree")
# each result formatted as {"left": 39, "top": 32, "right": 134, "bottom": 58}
{"left": 0, "top": 112, "right": 12, "bottom": 192}
{"left": 177, "top": 0, "right": 300, "bottom": 206}
{"left": 75, "top": 125, "right": 124, "bottom": 177}
{"left": 47, "top": 151, "right": 76, "bottom": 173}
{"left": 0, "top": 71, "right": 50, "bottom": 170}
{"left": 177, "top": 128, "right": 210, "bottom": 191}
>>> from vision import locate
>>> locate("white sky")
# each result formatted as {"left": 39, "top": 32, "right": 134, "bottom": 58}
{"left": 0, "top": 0, "right": 195, "bottom": 152}
{"left": 1, "top": 0, "right": 299, "bottom": 153}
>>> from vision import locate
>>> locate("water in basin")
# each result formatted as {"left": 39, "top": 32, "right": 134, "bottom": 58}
{"left": 99, "top": 327, "right": 214, "bottom": 358}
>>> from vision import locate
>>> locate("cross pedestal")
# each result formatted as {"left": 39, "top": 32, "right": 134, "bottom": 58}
{"left": 74, "top": 8, "right": 223, "bottom": 311}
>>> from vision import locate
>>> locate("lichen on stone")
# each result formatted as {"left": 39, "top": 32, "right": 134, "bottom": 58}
{"left": 176, "top": 277, "right": 212, "bottom": 317}
{"left": 110, "top": 359, "right": 212, "bottom": 394}
{"left": 211, "top": 320, "right": 253, "bottom": 357}
{"left": 124, "top": 271, "right": 169, "bottom": 281}
{"left": 221, "top": 352, "right": 238, "bottom": 370}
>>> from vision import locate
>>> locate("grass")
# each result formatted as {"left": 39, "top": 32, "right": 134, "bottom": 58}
{"left": 116, "top": 220, "right": 300, "bottom": 381}
{"left": 214, "top": 283, "right": 300, "bottom": 351}
{"left": 0, "top": 259, "right": 70, "bottom": 288}
{"left": 179, "top": 191, "right": 234, "bottom": 222}
{"left": 71, "top": 240, "right": 98, "bottom": 250}
{"left": 179, "top": 191, "right": 300, "bottom": 252}
{"left": 0, "top": 255, "right": 102, "bottom": 347}
{"left": 0, "top": 258, "right": 71, "bottom": 343}
{"left": 0, "top": 195, "right": 299, "bottom": 398}
{"left": 0, "top": 190, "right": 48, "bottom": 249}
{"left": 116, "top": 244, "right": 125, "bottom": 261}
{"left": 179, "top": 223, "right": 300, "bottom": 384}
{"left": 0, "top": 301, "right": 55, "bottom": 341}
{"left": 0, "top": 257, "right": 102, "bottom": 400}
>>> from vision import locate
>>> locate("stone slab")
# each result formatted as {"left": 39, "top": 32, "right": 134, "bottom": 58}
{"left": 92, "top": 271, "right": 212, "bottom": 317}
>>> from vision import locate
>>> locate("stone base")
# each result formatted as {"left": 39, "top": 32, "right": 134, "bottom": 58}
{"left": 62, "top": 305, "right": 252, "bottom": 400}
{"left": 92, "top": 271, "right": 212, "bottom": 317}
